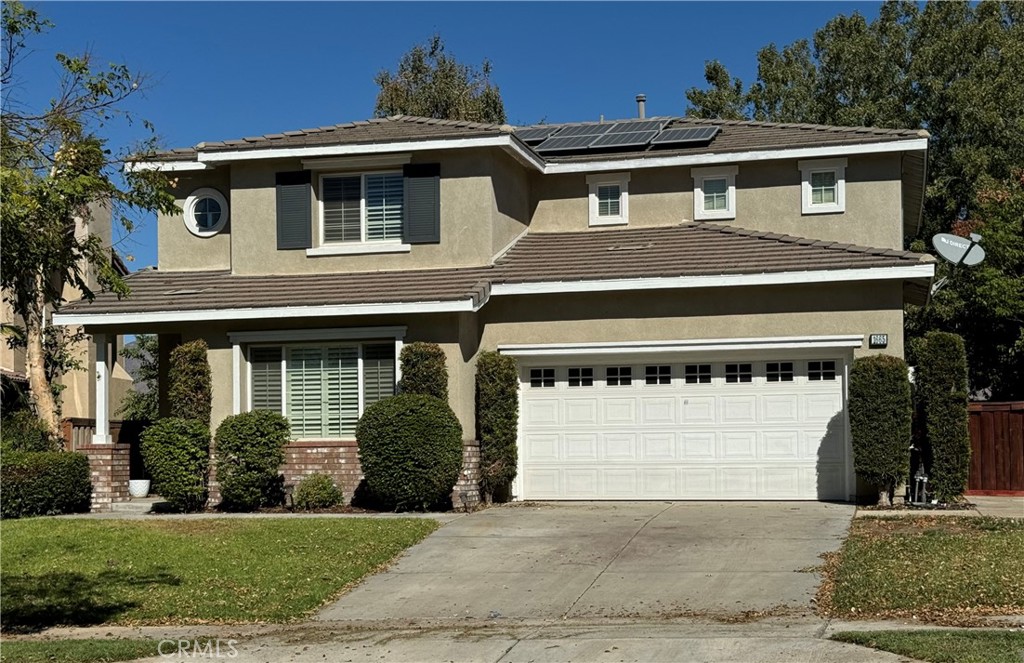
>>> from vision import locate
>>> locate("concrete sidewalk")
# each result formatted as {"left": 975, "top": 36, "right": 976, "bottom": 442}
{"left": 972, "top": 495, "right": 1024, "bottom": 518}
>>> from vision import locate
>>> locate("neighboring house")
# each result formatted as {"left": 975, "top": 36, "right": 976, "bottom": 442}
{"left": 2, "top": 203, "right": 133, "bottom": 425}
{"left": 54, "top": 109, "right": 934, "bottom": 509}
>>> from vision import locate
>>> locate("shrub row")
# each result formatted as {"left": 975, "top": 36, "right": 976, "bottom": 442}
{"left": 849, "top": 354, "right": 912, "bottom": 506}
{"left": 915, "top": 331, "right": 971, "bottom": 503}
{"left": 476, "top": 351, "right": 518, "bottom": 502}
{"left": 1, "top": 451, "right": 91, "bottom": 518}
{"left": 1, "top": 409, "right": 61, "bottom": 452}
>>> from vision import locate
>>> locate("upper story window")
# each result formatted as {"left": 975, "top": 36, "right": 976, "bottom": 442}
{"left": 691, "top": 166, "right": 737, "bottom": 221}
{"left": 320, "top": 172, "right": 404, "bottom": 245}
{"left": 798, "top": 158, "right": 847, "bottom": 215}
{"left": 586, "top": 172, "right": 629, "bottom": 226}
{"left": 183, "top": 188, "right": 229, "bottom": 237}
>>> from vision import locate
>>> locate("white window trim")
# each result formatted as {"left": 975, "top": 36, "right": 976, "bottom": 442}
{"left": 691, "top": 165, "right": 737, "bottom": 221}
{"left": 799, "top": 158, "right": 847, "bottom": 215}
{"left": 244, "top": 338, "right": 399, "bottom": 442}
{"left": 317, "top": 170, "right": 404, "bottom": 249}
{"left": 183, "top": 187, "right": 229, "bottom": 237}
{"left": 586, "top": 172, "right": 630, "bottom": 226}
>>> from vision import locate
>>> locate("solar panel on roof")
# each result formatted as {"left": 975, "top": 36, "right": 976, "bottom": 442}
{"left": 551, "top": 123, "right": 613, "bottom": 138}
{"left": 605, "top": 120, "right": 668, "bottom": 134}
{"left": 589, "top": 130, "right": 661, "bottom": 148}
{"left": 534, "top": 135, "right": 600, "bottom": 152}
{"left": 515, "top": 126, "right": 562, "bottom": 143}
{"left": 650, "top": 126, "right": 720, "bottom": 145}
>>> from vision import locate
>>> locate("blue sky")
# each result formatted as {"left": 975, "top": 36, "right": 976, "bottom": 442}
{"left": 14, "top": 1, "right": 880, "bottom": 270}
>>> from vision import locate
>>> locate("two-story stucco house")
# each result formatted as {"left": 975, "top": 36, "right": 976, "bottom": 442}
{"left": 54, "top": 111, "right": 934, "bottom": 509}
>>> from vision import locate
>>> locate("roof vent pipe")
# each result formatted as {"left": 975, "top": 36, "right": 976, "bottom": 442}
{"left": 636, "top": 94, "right": 646, "bottom": 119}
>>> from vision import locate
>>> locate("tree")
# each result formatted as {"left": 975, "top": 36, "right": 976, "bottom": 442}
{"left": 117, "top": 334, "right": 158, "bottom": 421}
{"left": 684, "top": 61, "right": 748, "bottom": 121}
{"left": 1, "top": 2, "right": 176, "bottom": 434}
{"left": 374, "top": 34, "right": 507, "bottom": 124}
{"left": 684, "top": 0, "right": 1024, "bottom": 397}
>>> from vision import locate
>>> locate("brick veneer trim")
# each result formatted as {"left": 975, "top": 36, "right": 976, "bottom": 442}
{"left": 77, "top": 444, "right": 131, "bottom": 512}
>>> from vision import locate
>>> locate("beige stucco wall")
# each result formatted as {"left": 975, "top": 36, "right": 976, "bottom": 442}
{"left": 477, "top": 282, "right": 906, "bottom": 360}
{"left": 490, "top": 150, "right": 531, "bottom": 255}
{"left": 528, "top": 154, "right": 904, "bottom": 250}
{"left": 160, "top": 149, "right": 506, "bottom": 276}
{"left": 158, "top": 168, "right": 232, "bottom": 272}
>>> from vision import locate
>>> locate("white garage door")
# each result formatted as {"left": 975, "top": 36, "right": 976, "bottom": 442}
{"left": 518, "top": 357, "right": 848, "bottom": 500}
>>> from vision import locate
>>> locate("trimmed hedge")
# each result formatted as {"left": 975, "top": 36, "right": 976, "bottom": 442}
{"left": 1, "top": 410, "right": 61, "bottom": 452}
{"left": 916, "top": 331, "right": 971, "bottom": 503}
{"left": 168, "top": 340, "right": 212, "bottom": 426}
{"left": 849, "top": 354, "right": 912, "bottom": 506}
{"left": 398, "top": 342, "right": 448, "bottom": 400}
{"left": 140, "top": 417, "right": 210, "bottom": 512}
{"left": 293, "top": 473, "right": 344, "bottom": 510}
{"left": 357, "top": 394, "right": 462, "bottom": 511}
{"left": 214, "top": 410, "right": 289, "bottom": 511}
{"left": 476, "top": 351, "right": 519, "bottom": 502}
{"left": 0, "top": 451, "right": 91, "bottom": 518}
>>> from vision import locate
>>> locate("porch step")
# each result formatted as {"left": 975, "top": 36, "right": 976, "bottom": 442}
{"left": 111, "top": 497, "right": 159, "bottom": 514}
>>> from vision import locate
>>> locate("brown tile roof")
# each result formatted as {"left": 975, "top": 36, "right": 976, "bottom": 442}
{"left": 533, "top": 117, "right": 928, "bottom": 163}
{"left": 60, "top": 223, "right": 931, "bottom": 318}
{"left": 151, "top": 116, "right": 511, "bottom": 161}
{"left": 492, "top": 222, "right": 931, "bottom": 284}
{"left": 149, "top": 114, "right": 927, "bottom": 163}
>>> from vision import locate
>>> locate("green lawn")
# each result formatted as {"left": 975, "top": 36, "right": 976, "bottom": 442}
{"left": 824, "top": 517, "right": 1024, "bottom": 621}
{"left": 0, "top": 639, "right": 162, "bottom": 663}
{"left": 0, "top": 518, "right": 437, "bottom": 632}
{"left": 833, "top": 630, "right": 1024, "bottom": 663}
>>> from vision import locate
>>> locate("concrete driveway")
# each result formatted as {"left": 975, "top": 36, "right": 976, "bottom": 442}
{"left": 317, "top": 501, "right": 853, "bottom": 624}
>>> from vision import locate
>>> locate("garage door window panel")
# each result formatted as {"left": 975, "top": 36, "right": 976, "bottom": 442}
{"left": 606, "top": 366, "right": 632, "bottom": 386}
{"left": 568, "top": 367, "right": 594, "bottom": 387}
{"left": 725, "top": 363, "right": 753, "bottom": 384}
{"left": 530, "top": 368, "right": 556, "bottom": 388}
{"left": 766, "top": 362, "right": 795, "bottom": 382}
{"left": 808, "top": 361, "right": 837, "bottom": 381}
{"left": 645, "top": 365, "right": 672, "bottom": 385}
{"left": 684, "top": 364, "right": 712, "bottom": 384}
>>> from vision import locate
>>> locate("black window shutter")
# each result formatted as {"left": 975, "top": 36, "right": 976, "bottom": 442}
{"left": 402, "top": 163, "right": 440, "bottom": 244}
{"left": 276, "top": 171, "right": 312, "bottom": 250}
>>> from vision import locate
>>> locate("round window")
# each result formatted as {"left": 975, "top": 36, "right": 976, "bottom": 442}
{"left": 183, "top": 188, "right": 229, "bottom": 237}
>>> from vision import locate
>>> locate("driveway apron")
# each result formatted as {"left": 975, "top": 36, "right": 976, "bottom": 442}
{"left": 316, "top": 501, "right": 854, "bottom": 623}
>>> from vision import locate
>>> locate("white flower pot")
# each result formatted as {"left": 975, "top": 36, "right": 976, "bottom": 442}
{"left": 129, "top": 479, "right": 151, "bottom": 498}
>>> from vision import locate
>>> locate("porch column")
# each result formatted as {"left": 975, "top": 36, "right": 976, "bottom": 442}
{"left": 232, "top": 342, "right": 242, "bottom": 415}
{"left": 92, "top": 333, "right": 111, "bottom": 443}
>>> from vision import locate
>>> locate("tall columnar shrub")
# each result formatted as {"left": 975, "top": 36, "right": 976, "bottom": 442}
{"left": 398, "top": 342, "right": 448, "bottom": 400}
{"left": 167, "top": 339, "right": 212, "bottom": 426}
{"left": 849, "top": 354, "right": 913, "bottom": 507}
{"left": 475, "top": 351, "right": 519, "bottom": 502}
{"left": 214, "top": 411, "right": 290, "bottom": 511}
{"left": 357, "top": 394, "right": 462, "bottom": 511}
{"left": 0, "top": 451, "right": 92, "bottom": 518}
{"left": 916, "top": 331, "right": 971, "bottom": 503}
{"left": 140, "top": 417, "right": 210, "bottom": 512}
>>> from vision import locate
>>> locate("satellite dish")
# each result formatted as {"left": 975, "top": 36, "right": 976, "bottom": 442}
{"left": 932, "top": 233, "right": 985, "bottom": 266}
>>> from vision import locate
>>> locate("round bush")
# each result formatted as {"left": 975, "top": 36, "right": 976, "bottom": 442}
{"left": 214, "top": 410, "right": 290, "bottom": 511}
{"left": 0, "top": 451, "right": 91, "bottom": 518}
{"left": 140, "top": 417, "right": 210, "bottom": 513}
{"left": 293, "top": 473, "right": 344, "bottom": 510}
{"left": 357, "top": 394, "right": 463, "bottom": 511}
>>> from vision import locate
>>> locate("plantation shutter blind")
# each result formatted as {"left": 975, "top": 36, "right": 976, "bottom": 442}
{"left": 365, "top": 174, "right": 404, "bottom": 241}
{"left": 322, "top": 176, "right": 361, "bottom": 243}
{"left": 250, "top": 347, "right": 282, "bottom": 413}
{"left": 402, "top": 163, "right": 441, "bottom": 244}
{"left": 362, "top": 343, "right": 396, "bottom": 407}
{"left": 286, "top": 346, "right": 359, "bottom": 439}
{"left": 275, "top": 171, "right": 312, "bottom": 249}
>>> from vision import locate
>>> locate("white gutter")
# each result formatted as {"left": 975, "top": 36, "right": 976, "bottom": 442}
{"left": 490, "top": 264, "right": 935, "bottom": 297}
{"left": 127, "top": 136, "right": 928, "bottom": 176}
{"left": 51, "top": 298, "right": 477, "bottom": 327}
{"left": 499, "top": 334, "right": 865, "bottom": 357}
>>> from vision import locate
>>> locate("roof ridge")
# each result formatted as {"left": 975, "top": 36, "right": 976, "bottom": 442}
{"left": 674, "top": 116, "right": 926, "bottom": 138}
{"left": 689, "top": 221, "right": 926, "bottom": 259}
{"left": 388, "top": 114, "right": 512, "bottom": 132}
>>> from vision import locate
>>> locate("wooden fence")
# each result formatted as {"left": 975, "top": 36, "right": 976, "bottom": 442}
{"left": 968, "top": 401, "right": 1024, "bottom": 495}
